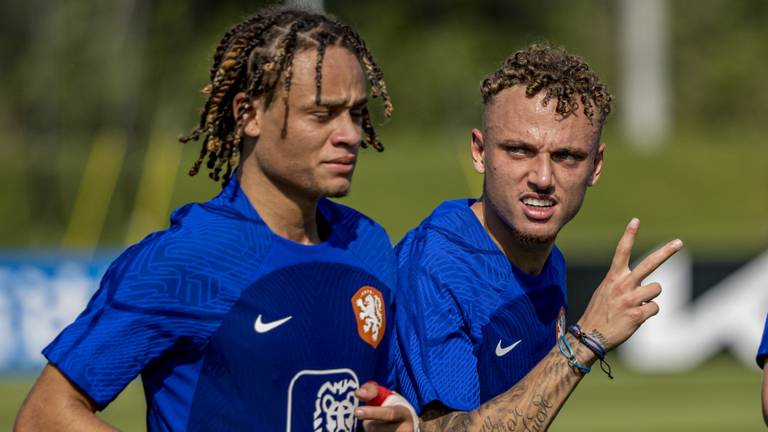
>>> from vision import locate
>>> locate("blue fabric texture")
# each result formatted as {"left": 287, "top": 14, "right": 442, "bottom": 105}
{"left": 43, "top": 178, "right": 397, "bottom": 431}
{"left": 394, "top": 199, "right": 567, "bottom": 413}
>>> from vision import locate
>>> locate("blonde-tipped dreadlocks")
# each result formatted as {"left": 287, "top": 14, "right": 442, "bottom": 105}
{"left": 180, "top": 7, "right": 393, "bottom": 184}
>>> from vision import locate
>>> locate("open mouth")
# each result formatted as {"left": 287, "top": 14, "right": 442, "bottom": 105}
{"left": 520, "top": 196, "right": 556, "bottom": 221}
{"left": 522, "top": 197, "right": 554, "bottom": 208}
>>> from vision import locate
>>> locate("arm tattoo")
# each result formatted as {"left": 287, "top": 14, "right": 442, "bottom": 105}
{"left": 420, "top": 334, "right": 593, "bottom": 431}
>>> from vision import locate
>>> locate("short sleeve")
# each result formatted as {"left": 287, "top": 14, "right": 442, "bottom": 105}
{"left": 394, "top": 241, "right": 480, "bottom": 413}
{"left": 757, "top": 313, "right": 768, "bottom": 368}
{"left": 42, "top": 240, "right": 222, "bottom": 409}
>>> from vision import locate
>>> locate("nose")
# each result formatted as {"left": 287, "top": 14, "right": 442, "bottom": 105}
{"left": 331, "top": 111, "right": 362, "bottom": 148}
{"left": 528, "top": 153, "right": 554, "bottom": 193}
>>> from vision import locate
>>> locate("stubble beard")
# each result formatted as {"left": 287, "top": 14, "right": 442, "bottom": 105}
{"left": 508, "top": 222, "right": 558, "bottom": 247}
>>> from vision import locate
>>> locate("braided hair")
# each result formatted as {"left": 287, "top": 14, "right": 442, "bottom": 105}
{"left": 180, "top": 7, "right": 393, "bottom": 184}
{"left": 481, "top": 43, "right": 612, "bottom": 126}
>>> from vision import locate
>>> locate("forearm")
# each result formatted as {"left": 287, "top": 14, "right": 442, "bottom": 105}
{"left": 15, "top": 364, "right": 117, "bottom": 432}
{"left": 15, "top": 397, "right": 116, "bottom": 432}
{"left": 420, "top": 333, "right": 595, "bottom": 432}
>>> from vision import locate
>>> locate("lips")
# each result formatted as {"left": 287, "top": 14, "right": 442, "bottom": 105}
{"left": 323, "top": 155, "right": 356, "bottom": 174}
{"left": 520, "top": 194, "right": 557, "bottom": 221}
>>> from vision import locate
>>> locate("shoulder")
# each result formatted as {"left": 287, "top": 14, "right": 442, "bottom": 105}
{"left": 101, "top": 201, "right": 273, "bottom": 312}
{"left": 320, "top": 199, "right": 396, "bottom": 289}
{"left": 396, "top": 199, "right": 486, "bottom": 274}
{"left": 322, "top": 199, "right": 391, "bottom": 246}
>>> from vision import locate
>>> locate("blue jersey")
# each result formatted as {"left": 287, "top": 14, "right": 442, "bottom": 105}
{"left": 393, "top": 199, "right": 567, "bottom": 413}
{"left": 43, "top": 178, "right": 397, "bottom": 431}
{"left": 757, "top": 313, "right": 768, "bottom": 368}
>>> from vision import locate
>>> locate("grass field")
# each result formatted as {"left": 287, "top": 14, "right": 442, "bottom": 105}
{"left": 0, "top": 354, "right": 762, "bottom": 431}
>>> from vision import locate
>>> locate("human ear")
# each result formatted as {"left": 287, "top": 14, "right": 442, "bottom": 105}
{"left": 588, "top": 143, "right": 605, "bottom": 186}
{"left": 232, "top": 92, "right": 260, "bottom": 138}
{"left": 470, "top": 128, "right": 486, "bottom": 174}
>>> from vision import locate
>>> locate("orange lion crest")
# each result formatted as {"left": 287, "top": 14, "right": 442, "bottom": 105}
{"left": 351, "top": 286, "right": 386, "bottom": 349}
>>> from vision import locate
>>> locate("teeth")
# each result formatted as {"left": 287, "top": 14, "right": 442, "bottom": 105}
{"left": 523, "top": 198, "right": 553, "bottom": 207}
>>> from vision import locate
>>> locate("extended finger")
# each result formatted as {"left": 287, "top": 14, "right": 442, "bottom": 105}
{"left": 355, "top": 405, "right": 409, "bottom": 423}
{"left": 610, "top": 218, "right": 640, "bottom": 272}
{"left": 638, "top": 300, "right": 660, "bottom": 321}
{"left": 630, "top": 239, "right": 684, "bottom": 284}
{"left": 633, "top": 282, "right": 662, "bottom": 304}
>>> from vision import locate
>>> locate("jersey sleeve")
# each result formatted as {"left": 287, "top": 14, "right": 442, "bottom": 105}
{"left": 394, "top": 237, "right": 480, "bottom": 413}
{"left": 757, "top": 313, "right": 768, "bottom": 368}
{"left": 42, "top": 236, "right": 225, "bottom": 409}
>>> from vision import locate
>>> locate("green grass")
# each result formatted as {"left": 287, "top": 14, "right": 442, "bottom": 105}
{"left": 1, "top": 355, "right": 762, "bottom": 431}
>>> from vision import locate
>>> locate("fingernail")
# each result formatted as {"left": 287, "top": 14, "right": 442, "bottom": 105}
{"left": 671, "top": 239, "right": 683, "bottom": 249}
{"left": 628, "top": 218, "right": 639, "bottom": 228}
{"left": 355, "top": 408, "right": 364, "bottom": 416}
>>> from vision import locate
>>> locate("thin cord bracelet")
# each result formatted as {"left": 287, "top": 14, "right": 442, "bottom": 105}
{"left": 557, "top": 335, "right": 591, "bottom": 376}
{"left": 568, "top": 324, "right": 614, "bottom": 379}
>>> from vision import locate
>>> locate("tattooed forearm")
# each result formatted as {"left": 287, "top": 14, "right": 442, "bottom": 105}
{"left": 420, "top": 334, "right": 594, "bottom": 431}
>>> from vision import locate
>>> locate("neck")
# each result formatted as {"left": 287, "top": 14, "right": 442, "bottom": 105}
{"left": 471, "top": 198, "right": 552, "bottom": 275}
{"left": 237, "top": 165, "right": 322, "bottom": 245}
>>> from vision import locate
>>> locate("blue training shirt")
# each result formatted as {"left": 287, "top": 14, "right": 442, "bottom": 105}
{"left": 393, "top": 199, "right": 567, "bottom": 413}
{"left": 43, "top": 178, "right": 397, "bottom": 431}
{"left": 757, "top": 313, "right": 768, "bottom": 368}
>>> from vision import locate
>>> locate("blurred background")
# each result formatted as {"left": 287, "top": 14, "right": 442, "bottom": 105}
{"left": 0, "top": 0, "right": 766, "bottom": 430}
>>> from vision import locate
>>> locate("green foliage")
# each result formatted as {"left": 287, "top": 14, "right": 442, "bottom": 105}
{"left": 0, "top": 0, "right": 766, "bottom": 260}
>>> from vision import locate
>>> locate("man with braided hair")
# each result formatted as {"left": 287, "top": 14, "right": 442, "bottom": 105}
{"left": 356, "top": 44, "right": 683, "bottom": 430}
{"left": 16, "top": 7, "right": 414, "bottom": 431}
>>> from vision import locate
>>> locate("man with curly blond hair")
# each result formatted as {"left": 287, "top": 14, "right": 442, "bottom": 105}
{"left": 356, "top": 44, "right": 683, "bottom": 431}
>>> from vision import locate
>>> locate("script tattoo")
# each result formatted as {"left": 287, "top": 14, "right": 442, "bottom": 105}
{"left": 420, "top": 334, "right": 592, "bottom": 431}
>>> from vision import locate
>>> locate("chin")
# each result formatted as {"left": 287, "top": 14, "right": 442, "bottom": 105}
{"left": 321, "top": 182, "right": 352, "bottom": 198}
{"left": 510, "top": 222, "right": 560, "bottom": 246}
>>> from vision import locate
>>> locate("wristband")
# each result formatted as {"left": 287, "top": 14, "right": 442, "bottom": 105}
{"left": 365, "top": 381, "right": 394, "bottom": 406}
{"left": 363, "top": 381, "right": 421, "bottom": 432}
{"left": 568, "top": 324, "right": 614, "bottom": 379}
{"left": 557, "top": 335, "right": 591, "bottom": 375}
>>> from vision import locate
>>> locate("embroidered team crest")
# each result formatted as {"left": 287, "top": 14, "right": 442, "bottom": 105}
{"left": 555, "top": 306, "right": 567, "bottom": 342}
{"left": 351, "top": 285, "right": 386, "bottom": 348}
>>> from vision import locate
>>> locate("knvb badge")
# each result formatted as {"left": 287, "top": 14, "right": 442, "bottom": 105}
{"left": 351, "top": 286, "right": 386, "bottom": 349}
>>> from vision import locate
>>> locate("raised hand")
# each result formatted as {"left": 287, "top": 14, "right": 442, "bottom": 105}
{"left": 578, "top": 218, "right": 683, "bottom": 351}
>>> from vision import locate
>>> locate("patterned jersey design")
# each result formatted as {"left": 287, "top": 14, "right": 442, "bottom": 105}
{"left": 43, "top": 178, "right": 397, "bottom": 431}
{"left": 394, "top": 199, "right": 567, "bottom": 413}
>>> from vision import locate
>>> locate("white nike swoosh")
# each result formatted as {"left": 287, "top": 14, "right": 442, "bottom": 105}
{"left": 254, "top": 314, "right": 292, "bottom": 333}
{"left": 495, "top": 339, "right": 522, "bottom": 357}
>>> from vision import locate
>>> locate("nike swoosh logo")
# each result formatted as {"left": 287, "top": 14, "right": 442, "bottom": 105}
{"left": 254, "top": 314, "right": 292, "bottom": 333}
{"left": 495, "top": 339, "right": 522, "bottom": 357}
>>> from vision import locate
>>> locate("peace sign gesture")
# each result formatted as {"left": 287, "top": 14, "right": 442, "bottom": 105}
{"left": 578, "top": 218, "right": 684, "bottom": 351}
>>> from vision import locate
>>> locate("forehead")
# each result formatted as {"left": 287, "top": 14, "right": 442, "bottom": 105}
{"left": 289, "top": 45, "right": 365, "bottom": 97}
{"left": 483, "top": 85, "right": 600, "bottom": 147}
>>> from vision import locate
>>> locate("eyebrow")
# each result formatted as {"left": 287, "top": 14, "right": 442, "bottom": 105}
{"left": 497, "top": 139, "right": 537, "bottom": 150}
{"left": 311, "top": 96, "right": 368, "bottom": 110}
{"left": 498, "top": 139, "right": 591, "bottom": 156}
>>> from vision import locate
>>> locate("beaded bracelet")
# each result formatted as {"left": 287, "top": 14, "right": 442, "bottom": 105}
{"left": 557, "top": 335, "right": 591, "bottom": 376}
{"left": 568, "top": 324, "right": 614, "bottom": 379}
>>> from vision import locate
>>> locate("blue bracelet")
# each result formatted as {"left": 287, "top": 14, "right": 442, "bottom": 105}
{"left": 568, "top": 324, "right": 614, "bottom": 379}
{"left": 557, "top": 335, "right": 591, "bottom": 375}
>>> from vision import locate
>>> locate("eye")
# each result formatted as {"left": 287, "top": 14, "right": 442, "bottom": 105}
{"left": 350, "top": 108, "right": 365, "bottom": 123}
{"left": 313, "top": 110, "right": 334, "bottom": 121}
{"left": 505, "top": 146, "right": 533, "bottom": 157}
{"left": 552, "top": 151, "right": 586, "bottom": 163}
